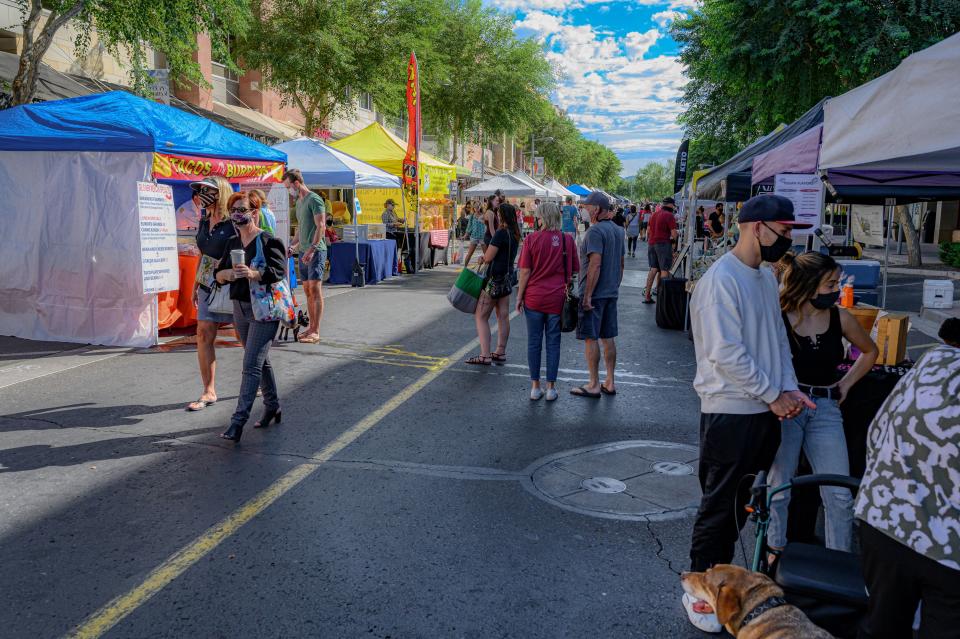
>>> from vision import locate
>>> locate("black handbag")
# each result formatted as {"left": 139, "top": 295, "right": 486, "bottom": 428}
{"left": 486, "top": 234, "right": 515, "bottom": 299}
{"left": 560, "top": 232, "right": 579, "bottom": 332}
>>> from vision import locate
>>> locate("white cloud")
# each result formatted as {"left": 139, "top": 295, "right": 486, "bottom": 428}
{"left": 652, "top": 9, "right": 684, "bottom": 27}
{"left": 623, "top": 29, "right": 660, "bottom": 59}
{"left": 513, "top": 8, "right": 689, "bottom": 172}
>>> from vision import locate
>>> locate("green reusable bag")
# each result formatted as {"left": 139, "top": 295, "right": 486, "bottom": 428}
{"left": 447, "top": 266, "right": 486, "bottom": 313}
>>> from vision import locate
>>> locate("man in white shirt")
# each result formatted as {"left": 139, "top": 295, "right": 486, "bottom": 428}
{"left": 176, "top": 192, "right": 203, "bottom": 232}
{"left": 682, "top": 195, "right": 815, "bottom": 633}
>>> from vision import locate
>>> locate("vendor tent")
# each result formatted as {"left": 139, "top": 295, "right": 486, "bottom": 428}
{"left": 0, "top": 91, "right": 286, "bottom": 348}
{"left": 329, "top": 122, "right": 457, "bottom": 197}
{"left": 545, "top": 178, "right": 577, "bottom": 199}
{"left": 506, "top": 171, "right": 553, "bottom": 198}
{"left": 464, "top": 174, "right": 539, "bottom": 197}
{"left": 752, "top": 124, "right": 823, "bottom": 186}
{"left": 567, "top": 184, "right": 592, "bottom": 196}
{"left": 275, "top": 138, "right": 401, "bottom": 189}
{"left": 696, "top": 99, "right": 827, "bottom": 201}
{"left": 819, "top": 32, "right": 960, "bottom": 201}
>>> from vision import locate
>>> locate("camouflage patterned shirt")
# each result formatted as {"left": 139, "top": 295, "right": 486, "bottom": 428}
{"left": 855, "top": 345, "right": 960, "bottom": 570}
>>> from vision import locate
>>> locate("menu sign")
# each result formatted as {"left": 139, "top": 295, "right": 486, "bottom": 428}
{"left": 774, "top": 173, "right": 824, "bottom": 236}
{"left": 137, "top": 181, "right": 179, "bottom": 294}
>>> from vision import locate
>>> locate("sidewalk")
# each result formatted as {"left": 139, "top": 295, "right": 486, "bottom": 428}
{"left": 862, "top": 243, "right": 960, "bottom": 279}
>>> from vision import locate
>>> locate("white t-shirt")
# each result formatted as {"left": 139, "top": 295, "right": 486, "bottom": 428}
{"left": 176, "top": 199, "right": 202, "bottom": 231}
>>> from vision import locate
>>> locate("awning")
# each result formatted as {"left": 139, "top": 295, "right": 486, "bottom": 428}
{"left": 213, "top": 101, "right": 300, "bottom": 142}
{"left": 273, "top": 137, "right": 400, "bottom": 188}
{"left": 696, "top": 99, "right": 827, "bottom": 200}
{"left": 752, "top": 125, "right": 823, "bottom": 185}
{"left": 464, "top": 174, "right": 539, "bottom": 197}
{"left": 0, "top": 51, "right": 91, "bottom": 104}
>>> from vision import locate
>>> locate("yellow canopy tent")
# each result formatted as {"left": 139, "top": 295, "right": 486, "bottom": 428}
{"left": 330, "top": 122, "right": 458, "bottom": 225}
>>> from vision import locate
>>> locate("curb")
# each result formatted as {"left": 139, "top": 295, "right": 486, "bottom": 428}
{"left": 885, "top": 267, "right": 960, "bottom": 279}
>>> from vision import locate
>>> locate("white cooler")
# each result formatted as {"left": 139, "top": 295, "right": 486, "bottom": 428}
{"left": 923, "top": 280, "right": 955, "bottom": 309}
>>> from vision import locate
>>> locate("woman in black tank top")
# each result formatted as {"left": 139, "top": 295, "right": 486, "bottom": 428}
{"left": 766, "top": 253, "right": 878, "bottom": 557}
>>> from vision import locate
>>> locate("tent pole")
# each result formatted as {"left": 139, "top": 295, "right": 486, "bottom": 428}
{"left": 399, "top": 188, "right": 409, "bottom": 273}
{"left": 353, "top": 179, "right": 360, "bottom": 274}
{"left": 882, "top": 197, "right": 894, "bottom": 309}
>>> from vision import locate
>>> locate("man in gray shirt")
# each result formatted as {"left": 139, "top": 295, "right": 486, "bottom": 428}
{"left": 571, "top": 191, "right": 624, "bottom": 399}
{"left": 682, "top": 195, "right": 815, "bottom": 633}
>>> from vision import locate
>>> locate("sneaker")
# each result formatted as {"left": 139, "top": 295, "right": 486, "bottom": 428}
{"left": 682, "top": 593, "right": 722, "bottom": 633}
{"left": 530, "top": 387, "right": 544, "bottom": 401}
{"left": 545, "top": 388, "right": 558, "bottom": 401}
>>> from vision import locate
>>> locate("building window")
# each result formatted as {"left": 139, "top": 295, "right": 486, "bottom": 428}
{"left": 358, "top": 92, "right": 373, "bottom": 111}
{"left": 212, "top": 39, "right": 241, "bottom": 106}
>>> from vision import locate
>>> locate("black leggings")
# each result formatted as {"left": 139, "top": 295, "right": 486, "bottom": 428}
{"left": 627, "top": 236, "right": 638, "bottom": 254}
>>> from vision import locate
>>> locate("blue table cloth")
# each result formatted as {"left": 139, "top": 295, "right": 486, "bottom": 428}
{"left": 327, "top": 239, "right": 398, "bottom": 285}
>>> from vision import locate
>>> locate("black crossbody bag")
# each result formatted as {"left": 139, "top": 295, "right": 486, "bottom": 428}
{"left": 560, "top": 233, "right": 579, "bottom": 332}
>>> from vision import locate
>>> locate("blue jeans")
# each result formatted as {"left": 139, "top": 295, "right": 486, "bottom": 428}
{"left": 231, "top": 301, "right": 280, "bottom": 428}
{"left": 767, "top": 396, "right": 854, "bottom": 551}
{"left": 525, "top": 308, "right": 561, "bottom": 382}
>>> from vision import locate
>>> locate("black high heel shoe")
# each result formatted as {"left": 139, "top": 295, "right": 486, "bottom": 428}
{"left": 254, "top": 408, "right": 282, "bottom": 429}
{"left": 219, "top": 423, "right": 243, "bottom": 442}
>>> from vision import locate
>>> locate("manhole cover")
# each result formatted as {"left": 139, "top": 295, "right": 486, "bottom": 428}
{"left": 581, "top": 477, "right": 627, "bottom": 493}
{"left": 523, "top": 440, "right": 701, "bottom": 522}
{"left": 653, "top": 461, "right": 694, "bottom": 476}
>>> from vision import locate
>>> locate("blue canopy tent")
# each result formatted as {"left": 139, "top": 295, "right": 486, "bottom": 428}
{"left": 273, "top": 137, "right": 402, "bottom": 285}
{"left": 567, "top": 184, "right": 592, "bottom": 196}
{"left": 0, "top": 91, "right": 287, "bottom": 348}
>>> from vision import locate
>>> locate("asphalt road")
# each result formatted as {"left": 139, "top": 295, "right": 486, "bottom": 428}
{"left": 0, "top": 255, "right": 711, "bottom": 639}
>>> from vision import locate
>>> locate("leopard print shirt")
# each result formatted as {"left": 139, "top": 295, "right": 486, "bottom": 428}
{"left": 855, "top": 345, "right": 960, "bottom": 570}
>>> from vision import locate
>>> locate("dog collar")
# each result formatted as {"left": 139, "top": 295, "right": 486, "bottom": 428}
{"left": 740, "top": 595, "right": 787, "bottom": 629}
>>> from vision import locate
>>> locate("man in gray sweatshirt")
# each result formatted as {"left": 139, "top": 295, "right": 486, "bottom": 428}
{"left": 682, "top": 195, "right": 816, "bottom": 633}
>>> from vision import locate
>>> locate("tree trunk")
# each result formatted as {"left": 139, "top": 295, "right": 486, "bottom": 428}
{"left": 896, "top": 204, "right": 922, "bottom": 267}
{"left": 11, "top": 0, "right": 84, "bottom": 105}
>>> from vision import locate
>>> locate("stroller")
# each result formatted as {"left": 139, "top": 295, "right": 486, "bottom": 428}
{"left": 745, "top": 471, "right": 868, "bottom": 638}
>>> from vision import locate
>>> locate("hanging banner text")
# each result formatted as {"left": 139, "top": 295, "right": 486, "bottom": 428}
{"left": 152, "top": 152, "right": 284, "bottom": 184}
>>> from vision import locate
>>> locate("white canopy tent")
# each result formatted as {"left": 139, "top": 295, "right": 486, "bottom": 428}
{"left": 464, "top": 174, "right": 539, "bottom": 197}
{"left": 506, "top": 171, "right": 554, "bottom": 198}
{"left": 545, "top": 178, "right": 578, "bottom": 200}
{"left": 819, "top": 32, "right": 960, "bottom": 174}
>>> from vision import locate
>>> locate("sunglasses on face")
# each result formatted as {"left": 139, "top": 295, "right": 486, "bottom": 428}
{"left": 230, "top": 207, "right": 251, "bottom": 214}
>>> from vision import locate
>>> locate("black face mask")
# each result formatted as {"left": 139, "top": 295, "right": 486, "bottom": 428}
{"left": 811, "top": 291, "right": 838, "bottom": 310}
{"left": 759, "top": 223, "right": 793, "bottom": 263}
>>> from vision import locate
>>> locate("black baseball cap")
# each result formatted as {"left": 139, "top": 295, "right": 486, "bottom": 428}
{"left": 662, "top": 196, "right": 675, "bottom": 205}
{"left": 582, "top": 191, "right": 612, "bottom": 210}
{"left": 738, "top": 194, "right": 812, "bottom": 228}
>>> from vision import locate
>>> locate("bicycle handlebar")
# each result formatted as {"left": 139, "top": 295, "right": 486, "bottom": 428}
{"left": 750, "top": 471, "right": 768, "bottom": 496}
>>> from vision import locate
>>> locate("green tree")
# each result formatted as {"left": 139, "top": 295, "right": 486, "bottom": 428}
{"left": 672, "top": 0, "right": 960, "bottom": 265}
{"left": 633, "top": 160, "right": 675, "bottom": 201}
{"left": 236, "top": 0, "right": 404, "bottom": 136}
{"left": 10, "top": 0, "right": 249, "bottom": 105}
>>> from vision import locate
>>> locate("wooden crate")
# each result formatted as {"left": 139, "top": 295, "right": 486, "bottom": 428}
{"left": 847, "top": 305, "right": 880, "bottom": 334}
{"left": 875, "top": 314, "right": 909, "bottom": 365}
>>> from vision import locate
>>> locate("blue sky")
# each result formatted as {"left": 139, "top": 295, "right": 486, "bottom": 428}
{"left": 485, "top": 0, "right": 694, "bottom": 177}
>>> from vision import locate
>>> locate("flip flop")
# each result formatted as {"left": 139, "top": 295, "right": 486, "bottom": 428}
{"left": 186, "top": 398, "right": 216, "bottom": 412}
{"left": 569, "top": 385, "right": 601, "bottom": 398}
{"left": 299, "top": 334, "right": 320, "bottom": 344}
{"left": 601, "top": 386, "right": 617, "bottom": 396}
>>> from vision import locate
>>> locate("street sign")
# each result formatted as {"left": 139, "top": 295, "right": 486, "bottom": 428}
{"left": 146, "top": 69, "right": 170, "bottom": 105}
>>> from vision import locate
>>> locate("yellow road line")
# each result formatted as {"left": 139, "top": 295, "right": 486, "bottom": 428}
{"left": 65, "top": 315, "right": 516, "bottom": 639}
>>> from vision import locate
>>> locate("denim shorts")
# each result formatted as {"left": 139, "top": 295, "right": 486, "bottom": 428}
{"left": 576, "top": 297, "right": 618, "bottom": 340}
{"left": 298, "top": 249, "right": 327, "bottom": 282}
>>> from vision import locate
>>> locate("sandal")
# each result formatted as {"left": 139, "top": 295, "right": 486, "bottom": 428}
{"left": 465, "top": 355, "right": 492, "bottom": 366}
{"left": 299, "top": 334, "right": 320, "bottom": 344}
{"left": 600, "top": 385, "right": 617, "bottom": 396}
{"left": 491, "top": 352, "right": 506, "bottom": 362}
{"left": 186, "top": 397, "right": 216, "bottom": 411}
{"left": 569, "top": 385, "right": 602, "bottom": 399}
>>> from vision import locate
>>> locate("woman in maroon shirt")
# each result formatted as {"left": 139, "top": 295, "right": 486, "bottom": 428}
{"left": 516, "top": 202, "right": 580, "bottom": 401}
